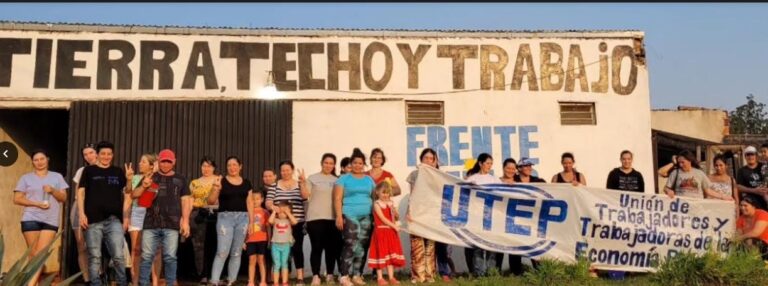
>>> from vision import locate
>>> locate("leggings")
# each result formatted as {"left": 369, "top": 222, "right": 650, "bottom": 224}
{"left": 306, "top": 220, "right": 343, "bottom": 276}
{"left": 290, "top": 222, "right": 306, "bottom": 269}
{"left": 340, "top": 214, "right": 372, "bottom": 277}
{"left": 358, "top": 216, "right": 374, "bottom": 275}
{"left": 410, "top": 235, "right": 436, "bottom": 282}
{"left": 272, "top": 243, "right": 292, "bottom": 273}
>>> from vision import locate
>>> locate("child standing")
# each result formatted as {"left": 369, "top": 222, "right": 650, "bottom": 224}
{"left": 367, "top": 180, "right": 406, "bottom": 285}
{"left": 245, "top": 191, "right": 271, "bottom": 286}
{"left": 269, "top": 200, "right": 298, "bottom": 286}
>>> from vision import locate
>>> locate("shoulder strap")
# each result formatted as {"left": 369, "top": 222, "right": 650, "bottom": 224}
{"left": 671, "top": 169, "right": 680, "bottom": 191}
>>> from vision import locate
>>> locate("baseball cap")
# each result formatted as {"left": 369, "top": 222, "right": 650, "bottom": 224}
{"left": 158, "top": 149, "right": 176, "bottom": 163}
{"left": 745, "top": 146, "right": 758, "bottom": 155}
{"left": 518, "top": 157, "right": 535, "bottom": 166}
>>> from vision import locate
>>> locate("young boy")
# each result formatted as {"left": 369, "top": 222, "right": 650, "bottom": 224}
{"left": 245, "top": 191, "right": 270, "bottom": 286}
{"left": 269, "top": 200, "right": 298, "bottom": 286}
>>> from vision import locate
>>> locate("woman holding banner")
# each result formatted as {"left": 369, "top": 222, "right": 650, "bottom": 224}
{"left": 736, "top": 196, "right": 768, "bottom": 259}
{"left": 708, "top": 154, "right": 740, "bottom": 204}
{"left": 664, "top": 150, "right": 725, "bottom": 200}
{"left": 405, "top": 148, "right": 442, "bottom": 283}
{"left": 464, "top": 153, "right": 503, "bottom": 277}
{"left": 551, "top": 152, "right": 587, "bottom": 186}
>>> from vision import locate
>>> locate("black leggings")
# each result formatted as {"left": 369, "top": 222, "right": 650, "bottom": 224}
{"left": 306, "top": 220, "right": 343, "bottom": 276}
{"left": 291, "top": 222, "right": 306, "bottom": 269}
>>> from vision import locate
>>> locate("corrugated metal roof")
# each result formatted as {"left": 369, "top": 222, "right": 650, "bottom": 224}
{"left": 0, "top": 20, "right": 644, "bottom": 38}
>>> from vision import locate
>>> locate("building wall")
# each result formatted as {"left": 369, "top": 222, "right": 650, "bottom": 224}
{"left": 1, "top": 25, "right": 653, "bottom": 274}
{"left": 651, "top": 109, "right": 728, "bottom": 143}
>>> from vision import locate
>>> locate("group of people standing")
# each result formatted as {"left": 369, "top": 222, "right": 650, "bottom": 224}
{"left": 16, "top": 139, "right": 768, "bottom": 286}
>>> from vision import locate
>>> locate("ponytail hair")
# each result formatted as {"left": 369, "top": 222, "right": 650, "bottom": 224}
{"left": 467, "top": 153, "right": 492, "bottom": 177}
{"left": 351, "top": 148, "right": 367, "bottom": 165}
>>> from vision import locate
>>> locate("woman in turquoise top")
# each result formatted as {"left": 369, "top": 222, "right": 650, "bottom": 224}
{"left": 334, "top": 148, "right": 375, "bottom": 286}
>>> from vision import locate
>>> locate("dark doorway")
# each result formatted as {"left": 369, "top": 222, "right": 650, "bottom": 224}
{"left": 0, "top": 109, "right": 69, "bottom": 174}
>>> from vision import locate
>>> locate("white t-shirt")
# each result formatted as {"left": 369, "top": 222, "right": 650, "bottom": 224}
{"left": 466, "top": 173, "right": 502, "bottom": 185}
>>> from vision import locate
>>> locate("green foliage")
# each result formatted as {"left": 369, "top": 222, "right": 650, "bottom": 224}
{"left": 729, "top": 94, "right": 768, "bottom": 135}
{"left": 650, "top": 243, "right": 768, "bottom": 286}
{"left": 0, "top": 231, "right": 82, "bottom": 286}
{"left": 522, "top": 257, "right": 595, "bottom": 286}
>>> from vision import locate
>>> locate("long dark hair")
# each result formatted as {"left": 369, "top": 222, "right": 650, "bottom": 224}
{"left": 467, "top": 153, "right": 492, "bottom": 177}
{"left": 340, "top": 157, "right": 351, "bottom": 175}
{"left": 419, "top": 148, "right": 439, "bottom": 169}
{"left": 677, "top": 150, "right": 700, "bottom": 169}
{"left": 321, "top": 153, "right": 338, "bottom": 177}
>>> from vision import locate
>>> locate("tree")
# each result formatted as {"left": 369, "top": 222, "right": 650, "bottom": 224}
{"left": 729, "top": 94, "right": 768, "bottom": 135}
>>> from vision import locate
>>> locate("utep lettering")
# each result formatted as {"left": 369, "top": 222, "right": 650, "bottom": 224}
{"left": 440, "top": 184, "right": 567, "bottom": 238}
{"left": 407, "top": 125, "right": 540, "bottom": 176}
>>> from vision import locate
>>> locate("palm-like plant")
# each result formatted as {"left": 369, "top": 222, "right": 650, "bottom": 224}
{"left": 0, "top": 230, "right": 82, "bottom": 286}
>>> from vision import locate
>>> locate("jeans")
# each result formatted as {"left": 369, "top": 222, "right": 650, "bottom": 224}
{"left": 435, "top": 242, "right": 451, "bottom": 276}
{"left": 139, "top": 229, "right": 179, "bottom": 286}
{"left": 210, "top": 212, "right": 249, "bottom": 283}
{"left": 464, "top": 247, "right": 496, "bottom": 276}
{"left": 85, "top": 216, "right": 127, "bottom": 286}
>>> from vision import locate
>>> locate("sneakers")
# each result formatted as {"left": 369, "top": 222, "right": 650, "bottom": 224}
{"left": 311, "top": 275, "right": 322, "bottom": 286}
{"left": 352, "top": 275, "right": 366, "bottom": 286}
{"left": 325, "top": 274, "right": 335, "bottom": 285}
{"left": 339, "top": 276, "right": 354, "bottom": 286}
{"left": 377, "top": 278, "right": 389, "bottom": 286}
{"left": 388, "top": 278, "right": 400, "bottom": 285}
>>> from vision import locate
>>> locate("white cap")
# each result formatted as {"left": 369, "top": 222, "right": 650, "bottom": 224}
{"left": 745, "top": 146, "right": 758, "bottom": 154}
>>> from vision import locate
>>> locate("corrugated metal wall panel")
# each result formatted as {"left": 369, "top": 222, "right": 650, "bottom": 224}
{"left": 62, "top": 100, "right": 292, "bottom": 277}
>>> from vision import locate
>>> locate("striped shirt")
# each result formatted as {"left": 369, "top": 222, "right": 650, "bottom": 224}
{"left": 267, "top": 182, "right": 306, "bottom": 222}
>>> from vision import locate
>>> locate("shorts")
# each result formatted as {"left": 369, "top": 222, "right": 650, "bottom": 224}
{"left": 246, "top": 241, "right": 268, "bottom": 256}
{"left": 21, "top": 221, "right": 58, "bottom": 232}
{"left": 129, "top": 206, "right": 147, "bottom": 232}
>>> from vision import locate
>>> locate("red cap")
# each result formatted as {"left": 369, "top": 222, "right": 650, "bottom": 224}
{"left": 158, "top": 149, "right": 176, "bottom": 163}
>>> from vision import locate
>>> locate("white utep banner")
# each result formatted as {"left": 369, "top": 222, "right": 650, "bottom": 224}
{"left": 406, "top": 165, "right": 737, "bottom": 272}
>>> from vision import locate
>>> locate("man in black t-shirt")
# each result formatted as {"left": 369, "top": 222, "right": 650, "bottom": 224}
{"left": 131, "top": 149, "right": 191, "bottom": 286}
{"left": 606, "top": 150, "right": 645, "bottom": 193}
{"left": 737, "top": 146, "right": 768, "bottom": 210}
{"left": 77, "top": 141, "right": 132, "bottom": 286}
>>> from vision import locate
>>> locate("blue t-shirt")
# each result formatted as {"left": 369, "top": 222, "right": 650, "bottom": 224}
{"left": 15, "top": 172, "right": 69, "bottom": 227}
{"left": 336, "top": 173, "right": 375, "bottom": 217}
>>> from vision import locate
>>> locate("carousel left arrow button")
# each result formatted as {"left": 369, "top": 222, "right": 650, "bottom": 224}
{"left": 0, "top": 141, "right": 19, "bottom": 167}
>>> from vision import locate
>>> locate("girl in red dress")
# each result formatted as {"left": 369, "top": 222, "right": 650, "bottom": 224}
{"left": 367, "top": 180, "right": 405, "bottom": 285}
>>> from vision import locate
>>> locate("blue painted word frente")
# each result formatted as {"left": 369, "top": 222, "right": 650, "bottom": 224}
{"left": 406, "top": 125, "right": 540, "bottom": 168}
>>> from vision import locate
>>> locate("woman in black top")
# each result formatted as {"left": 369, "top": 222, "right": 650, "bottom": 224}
{"left": 551, "top": 152, "right": 587, "bottom": 186}
{"left": 207, "top": 156, "right": 255, "bottom": 285}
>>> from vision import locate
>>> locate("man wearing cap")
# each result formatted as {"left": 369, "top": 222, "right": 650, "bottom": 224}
{"left": 513, "top": 158, "right": 546, "bottom": 183}
{"left": 737, "top": 146, "right": 768, "bottom": 211}
{"left": 131, "top": 149, "right": 192, "bottom": 286}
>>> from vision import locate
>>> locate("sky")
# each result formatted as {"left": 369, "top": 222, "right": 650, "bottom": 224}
{"left": 0, "top": 3, "right": 766, "bottom": 111}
